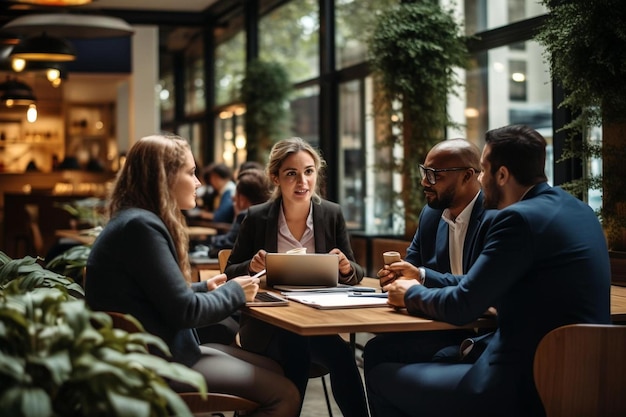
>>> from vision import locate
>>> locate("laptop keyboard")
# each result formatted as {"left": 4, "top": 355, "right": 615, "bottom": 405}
{"left": 255, "top": 292, "right": 286, "bottom": 303}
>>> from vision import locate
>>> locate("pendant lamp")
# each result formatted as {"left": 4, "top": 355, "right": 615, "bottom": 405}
{"left": 0, "top": 77, "right": 37, "bottom": 107}
{"left": 10, "top": 33, "right": 76, "bottom": 62}
{"left": 2, "top": 13, "right": 134, "bottom": 39}
{"left": 14, "top": 0, "right": 92, "bottom": 5}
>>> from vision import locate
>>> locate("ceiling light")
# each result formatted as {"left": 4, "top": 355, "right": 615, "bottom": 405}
{"left": 27, "top": 104, "right": 37, "bottom": 123}
{"left": 10, "top": 33, "right": 76, "bottom": 62}
{"left": 14, "top": 0, "right": 92, "bottom": 5}
{"left": 0, "top": 77, "right": 36, "bottom": 107}
{"left": 12, "top": 58, "right": 26, "bottom": 72}
{"left": 2, "top": 13, "right": 134, "bottom": 39}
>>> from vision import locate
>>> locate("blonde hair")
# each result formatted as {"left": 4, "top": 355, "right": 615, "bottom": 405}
{"left": 109, "top": 135, "right": 192, "bottom": 281}
{"left": 266, "top": 137, "right": 326, "bottom": 203}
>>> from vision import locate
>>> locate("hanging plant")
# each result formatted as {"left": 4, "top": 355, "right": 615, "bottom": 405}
{"left": 536, "top": 0, "right": 626, "bottom": 250}
{"left": 240, "top": 59, "right": 293, "bottom": 162}
{"left": 368, "top": 1, "right": 469, "bottom": 237}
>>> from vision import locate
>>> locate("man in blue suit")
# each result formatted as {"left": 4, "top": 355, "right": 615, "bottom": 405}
{"left": 364, "top": 138, "right": 496, "bottom": 374}
{"left": 366, "top": 125, "right": 611, "bottom": 417}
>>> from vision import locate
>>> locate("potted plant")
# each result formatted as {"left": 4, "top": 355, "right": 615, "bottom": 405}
{"left": 536, "top": 0, "right": 626, "bottom": 251}
{"left": 0, "top": 251, "right": 205, "bottom": 417}
{"left": 368, "top": 1, "right": 469, "bottom": 237}
{"left": 240, "top": 59, "right": 293, "bottom": 163}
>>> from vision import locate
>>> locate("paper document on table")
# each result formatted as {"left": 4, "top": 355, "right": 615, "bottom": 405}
{"left": 276, "top": 285, "right": 377, "bottom": 293}
{"left": 285, "top": 292, "right": 389, "bottom": 309}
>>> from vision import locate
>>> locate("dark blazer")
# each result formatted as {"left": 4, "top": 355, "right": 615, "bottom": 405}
{"left": 225, "top": 197, "right": 364, "bottom": 352}
{"left": 405, "top": 191, "right": 495, "bottom": 275}
{"left": 404, "top": 182, "right": 611, "bottom": 415}
{"left": 225, "top": 197, "right": 364, "bottom": 284}
{"left": 85, "top": 208, "right": 246, "bottom": 367}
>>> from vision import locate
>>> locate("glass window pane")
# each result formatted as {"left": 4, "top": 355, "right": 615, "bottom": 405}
{"left": 259, "top": 0, "right": 319, "bottom": 83}
{"left": 291, "top": 86, "right": 319, "bottom": 145}
{"left": 449, "top": 40, "right": 554, "bottom": 184}
{"left": 184, "top": 35, "right": 205, "bottom": 115}
{"left": 215, "top": 31, "right": 245, "bottom": 106}
{"left": 338, "top": 80, "right": 364, "bottom": 228}
{"left": 335, "top": 0, "right": 398, "bottom": 69}
{"left": 158, "top": 65, "right": 174, "bottom": 123}
{"left": 463, "top": 0, "right": 547, "bottom": 35}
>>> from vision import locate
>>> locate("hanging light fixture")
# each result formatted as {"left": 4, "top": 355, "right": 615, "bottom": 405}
{"left": 0, "top": 77, "right": 37, "bottom": 107}
{"left": 2, "top": 14, "right": 134, "bottom": 39}
{"left": 27, "top": 103, "right": 37, "bottom": 123}
{"left": 14, "top": 0, "right": 93, "bottom": 5}
{"left": 10, "top": 33, "right": 76, "bottom": 62}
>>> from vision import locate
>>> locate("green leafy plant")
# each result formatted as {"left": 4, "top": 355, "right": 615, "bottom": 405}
{"left": 0, "top": 251, "right": 206, "bottom": 417}
{"left": 240, "top": 59, "right": 293, "bottom": 162}
{"left": 55, "top": 198, "right": 107, "bottom": 229}
{"left": 368, "top": 1, "right": 469, "bottom": 237}
{"left": 45, "top": 245, "right": 92, "bottom": 287}
{"left": 536, "top": 0, "right": 626, "bottom": 249}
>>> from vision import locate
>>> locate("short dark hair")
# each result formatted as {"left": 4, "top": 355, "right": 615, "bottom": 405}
{"left": 205, "top": 163, "right": 233, "bottom": 181}
{"left": 484, "top": 125, "right": 547, "bottom": 186}
{"left": 236, "top": 169, "right": 270, "bottom": 205}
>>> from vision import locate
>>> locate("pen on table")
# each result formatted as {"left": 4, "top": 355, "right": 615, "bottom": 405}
{"left": 251, "top": 269, "right": 267, "bottom": 279}
{"left": 348, "top": 292, "right": 388, "bottom": 298}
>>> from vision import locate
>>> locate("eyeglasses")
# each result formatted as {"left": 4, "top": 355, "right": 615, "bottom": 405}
{"left": 419, "top": 164, "right": 473, "bottom": 185}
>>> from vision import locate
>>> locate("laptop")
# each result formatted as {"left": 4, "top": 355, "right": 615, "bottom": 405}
{"left": 265, "top": 253, "right": 340, "bottom": 290}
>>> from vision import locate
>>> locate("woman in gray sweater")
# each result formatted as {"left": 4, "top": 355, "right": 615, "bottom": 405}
{"left": 85, "top": 134, "right": 299, "bottom": 417}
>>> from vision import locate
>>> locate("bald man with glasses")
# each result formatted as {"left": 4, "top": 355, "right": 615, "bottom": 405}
{"left": 364, "top": 139, "right": 497, "bottom": 380}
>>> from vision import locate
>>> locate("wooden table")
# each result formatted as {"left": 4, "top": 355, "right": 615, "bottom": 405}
{"left": 244, "top": 278, "right": 496, "bottom": 336}
{"left": 187, "top": 226, "right": 217, "bottom": 239}
{"left": 243, "top": 279, "right": 626, "bottom": 336}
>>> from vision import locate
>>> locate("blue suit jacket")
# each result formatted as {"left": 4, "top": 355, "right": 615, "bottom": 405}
{"left": 405, "top": 182, "right": 611, "bottom": 415}
{"left": 405, "top": 191, "right": 495, "bottom": 275}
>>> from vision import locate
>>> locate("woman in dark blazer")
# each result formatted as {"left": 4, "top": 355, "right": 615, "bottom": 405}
{"left": 85, "top": 135, "right": 299, "bottom": 417}
{"left": 226, "top": 137, "right": 369, "bottom": 417}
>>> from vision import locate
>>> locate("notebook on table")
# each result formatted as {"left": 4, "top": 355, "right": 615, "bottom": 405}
{"left": 265, "top": 253, "right": 340, "bottom": 290}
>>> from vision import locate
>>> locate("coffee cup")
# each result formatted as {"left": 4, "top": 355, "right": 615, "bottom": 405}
{"left": 383, "top": 251, "right": 401, "bottom": 265}
{"left": 286, "top": 247, "right": 307, "bottom": 254}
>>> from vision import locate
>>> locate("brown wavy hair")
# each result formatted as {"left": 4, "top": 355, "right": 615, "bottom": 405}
{"left": 109, "top": 134, "right": 192, "bottom": 281}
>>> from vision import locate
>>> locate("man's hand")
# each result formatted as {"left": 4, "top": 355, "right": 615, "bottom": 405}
{"left": 377, "top": 260, "right": 422, "bottom": 287}
{"left": 383, "top": 278, "right": 422, "bottom": 308}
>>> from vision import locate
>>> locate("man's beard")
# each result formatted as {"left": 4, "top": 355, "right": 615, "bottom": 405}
{"left": 425, "top": 187, "right": 454, "bottom": 210}
{"left": 482, "top": 181, "right": 501, "bottom": 209}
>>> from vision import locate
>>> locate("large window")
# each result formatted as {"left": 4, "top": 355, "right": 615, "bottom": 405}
{"left": 450, "top": 39, "right": 553, "bottom": 183}
{"left": 259, "top": 0, "right": 319, "bottom": 84}
{"left": 214, "top": 30, "right": 245, "bottom": 106}
{"left": 184, "top": 35, "right": 205, "bottom": 115}
{"left": 335, "top": 0, "right": 397, "bottom": 69}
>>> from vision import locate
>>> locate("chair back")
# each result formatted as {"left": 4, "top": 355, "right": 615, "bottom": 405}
{"left": 105, "top": 311, "right": 259, "bottom": 414}
{"left": 218, "top": 249, "right": 232, "bottom": 273}
{"left": 533, "top": 324, "right": 626, "bottom": 417}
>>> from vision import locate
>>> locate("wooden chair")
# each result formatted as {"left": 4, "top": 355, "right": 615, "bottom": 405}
{"left": 218, "top": 249, "right": 232, "bottom": 273}
{"left": 533, "top": 323, "right": 626, "bottom": 417}
{"left": 106, "top": 311, "right": 259, "bottom": 416}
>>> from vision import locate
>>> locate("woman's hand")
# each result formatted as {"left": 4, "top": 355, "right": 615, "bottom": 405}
{"left": 204, "top": 273, "right": 227, "bottom": 291}
{"left": 330, "top": 248, "right": 353, "bottom": 276}
{"left": 232, "top": 276, "right": 260, "bottom": 302}
{"left": 249, "top": 249, "right": 267, "bottom": 275}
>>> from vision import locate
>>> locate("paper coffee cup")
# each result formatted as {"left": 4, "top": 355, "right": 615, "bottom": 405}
{"left": 286, "top": 247, "right": 307, "bottom": 254}
{"left": 383, "top": 251, "right": 401, "bottom": 265}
